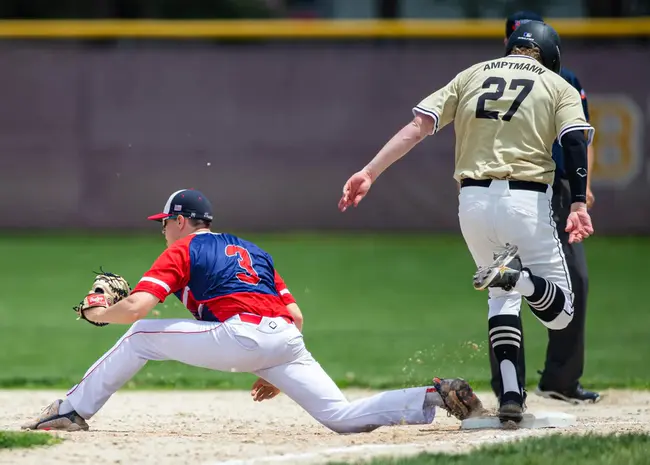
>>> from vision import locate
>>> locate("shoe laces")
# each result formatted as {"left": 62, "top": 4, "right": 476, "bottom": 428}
{"left": 39, "top": 400, "right": 60, "bottom": 416}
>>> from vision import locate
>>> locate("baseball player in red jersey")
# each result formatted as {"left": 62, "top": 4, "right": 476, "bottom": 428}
{"left": 23, "top": 189, "right": 484, "bottom": 433}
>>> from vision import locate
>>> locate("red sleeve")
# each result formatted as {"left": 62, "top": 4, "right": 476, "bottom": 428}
{"left": 274, "top": 270, "right": 296, "bottom": 305}
{"left": 132, "top": 242, "right": 191, "bottom": 303}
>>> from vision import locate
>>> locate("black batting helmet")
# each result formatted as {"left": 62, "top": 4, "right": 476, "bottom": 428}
{"left": 505, "top": 20, "right": 561, "bottom": 73}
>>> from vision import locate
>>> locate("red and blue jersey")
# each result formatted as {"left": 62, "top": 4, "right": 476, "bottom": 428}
{"left": 131, "top": 231, "right": 296, "bottom": 322}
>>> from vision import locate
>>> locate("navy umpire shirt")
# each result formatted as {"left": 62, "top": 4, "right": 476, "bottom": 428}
{"left": 553, "top": 67, "right": 590, "bottom": 181}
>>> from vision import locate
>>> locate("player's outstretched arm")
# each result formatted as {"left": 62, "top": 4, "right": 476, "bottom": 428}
{"left": 338, "top": 114, "right": 434, "bottom": 212}
{"left": 364, "top": 114, "right": 435, "bottom": 181}
{"left": 84, "top": 292, "right": 160, "bottom": 325}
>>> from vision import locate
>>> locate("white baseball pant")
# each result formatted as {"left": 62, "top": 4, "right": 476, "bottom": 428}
{"left": 65, "top": 314, "right": 436, "bottom": 433}
{"left": 458, "top": 180, "right": 574, "bottom": 329}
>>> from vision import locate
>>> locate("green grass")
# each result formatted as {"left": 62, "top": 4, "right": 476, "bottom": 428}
{"left": 0, "top": 431, "right": 62, "bottom": 449}
{"left": 328, "top": 433, "right": 650, "bottom": 465}
{"left": 1, "top": 232, "right": 649, "bottom": 391}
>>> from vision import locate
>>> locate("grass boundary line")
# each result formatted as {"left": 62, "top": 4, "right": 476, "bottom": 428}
{"left": 205, "top": 430, "right": 650, "bottom": 465}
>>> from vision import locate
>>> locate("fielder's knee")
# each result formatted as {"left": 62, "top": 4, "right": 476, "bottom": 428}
{"left": 120, "top": 319, "right": 158, "bottom": 350}
{"left": 319, "top": 420, "right": 380, "bottom": 434}
{"left": 126, "top": 318, "right": 157, "bottom": 334}
{"left": 310, "top": 404, "right": 381, "bottom": 434}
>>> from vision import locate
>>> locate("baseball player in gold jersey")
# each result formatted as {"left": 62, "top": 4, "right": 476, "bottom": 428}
{"left": 338, "top": 21, "right": 594, "bottom": 424}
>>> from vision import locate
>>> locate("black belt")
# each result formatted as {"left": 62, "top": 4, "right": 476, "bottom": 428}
{"left": 460, "top": 178, "right": 547, "bottom": 193}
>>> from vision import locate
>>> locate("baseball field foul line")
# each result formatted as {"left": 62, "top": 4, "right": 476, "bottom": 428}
{"left": 207, "top": 434, "right": 537, "bottom": 465}
{"left": 209, "top": 443, "right": 427, "bottom": 465}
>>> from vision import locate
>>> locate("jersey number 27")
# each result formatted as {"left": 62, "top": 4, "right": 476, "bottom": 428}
{"left": 476, "top": 77, "right": 535, "bottom": 121}
{"left": 225, "top": 245, "right": 261, "bottom": 285}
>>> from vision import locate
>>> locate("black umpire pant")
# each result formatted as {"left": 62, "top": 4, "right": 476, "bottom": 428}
{"left": 489, "top": 178, "right": 590, "bottom": 395}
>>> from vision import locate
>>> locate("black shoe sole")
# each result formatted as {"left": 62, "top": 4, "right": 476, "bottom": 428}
{"left": 473, "top": 244, "right": 519, "bottom": 291}
{"left": 499, "top": 401, "right": 524, "bottom": 423}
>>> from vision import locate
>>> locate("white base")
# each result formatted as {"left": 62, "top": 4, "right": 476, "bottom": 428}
{"left": 460, "top": 411, "right": 576, "bottom": 430}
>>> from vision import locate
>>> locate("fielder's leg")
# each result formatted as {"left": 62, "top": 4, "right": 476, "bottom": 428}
{"left": 22, "top": 316, "right": 301, "bottom": 430}
{"left": 255, "top": 347, "right": 483, "bottom": 434}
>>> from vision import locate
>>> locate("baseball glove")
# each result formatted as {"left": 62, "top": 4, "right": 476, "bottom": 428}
{"left": 73, "top": 268, "right": 131, "bottom": 327}
{"left": 433, "top": 377, "right": 487, "bottom": 421}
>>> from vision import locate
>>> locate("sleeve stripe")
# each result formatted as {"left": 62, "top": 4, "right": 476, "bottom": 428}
{"left": 279, "top": 289, "right": 291, "bottom": 295}
{"left": 412, "top": 106, "right": 440, "bottom": 134}
{"left": 182, "top": 286, "right": 189, "bottom": 306}
{"left": 139, "top": 276, "right": 171, "bottom": 293}
{"left": 558, "top": 124, "right": 595, "bottom": 146}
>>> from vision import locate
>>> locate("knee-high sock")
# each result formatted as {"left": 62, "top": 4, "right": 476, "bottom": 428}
{"left": 489, "top": 314, "right": 524, "bottom": 404}
{"left": 515, "top": 270, "right": 574, "bottom": 330}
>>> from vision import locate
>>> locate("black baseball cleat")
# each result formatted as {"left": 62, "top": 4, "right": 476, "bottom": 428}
{"left": 499, "top": 399, "right": 524, "bottom": 423}
{"left": 535, "top": 383, "right": 601, "bottom": 405}
{"left": 497, "top": 389, "right": 525, "bottom": 424}
{"left": 473, "top": 244, "right": 522, "bottom": 291}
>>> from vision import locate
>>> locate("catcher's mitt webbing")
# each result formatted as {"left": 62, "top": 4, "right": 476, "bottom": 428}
{"left": 91, "top": 268, "right": 131, "bottom": 301}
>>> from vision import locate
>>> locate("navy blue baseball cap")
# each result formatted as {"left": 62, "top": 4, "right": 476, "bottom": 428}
{"left": 506, "top": 11, "right": 544, "bottom": 38}
{"left": 147, "top": 189, "right": 214, "bottom": 222}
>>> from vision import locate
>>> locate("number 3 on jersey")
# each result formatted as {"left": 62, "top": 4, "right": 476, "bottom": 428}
{"left": 476, "top": 77, "right": 534, "bottom": 121}
{"left": 225, "top": 245, "right": 261, "bottom": 285}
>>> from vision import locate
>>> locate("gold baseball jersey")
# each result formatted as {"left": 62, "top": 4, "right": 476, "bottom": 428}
{"left": 413, "top": 54, "right": 594, "bottom": 184}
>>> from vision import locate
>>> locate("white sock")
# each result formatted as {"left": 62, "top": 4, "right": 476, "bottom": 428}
{"left": 514, "top": 270, "right": 535, "bottom": 297}
{"left": 58, "top": 398, "right": 75, "bottom": 415}
{"left": 500, "top": 360, "right": 520, "bottom": 394}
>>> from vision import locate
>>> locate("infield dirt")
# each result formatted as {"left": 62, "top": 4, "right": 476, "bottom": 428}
{"left": 1, "top": 389, "right": 648, "bottom": 465}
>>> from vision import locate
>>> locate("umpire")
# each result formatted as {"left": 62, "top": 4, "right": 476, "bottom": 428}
{"left": 488, "top": 11, "right": 600, "bottom": 404}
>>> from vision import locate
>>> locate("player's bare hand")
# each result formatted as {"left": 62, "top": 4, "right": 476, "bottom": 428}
{"left": 251, "top": 377, "right": 280, "bottom": 402}
{"left": 586, "top": 188, "right": 595, "bottom": 210}
{"left": 566, "top": 203, "right": 594, "bottom": 243}
{"left": 338, "top": 170, "right": 373, "bottom": 212}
